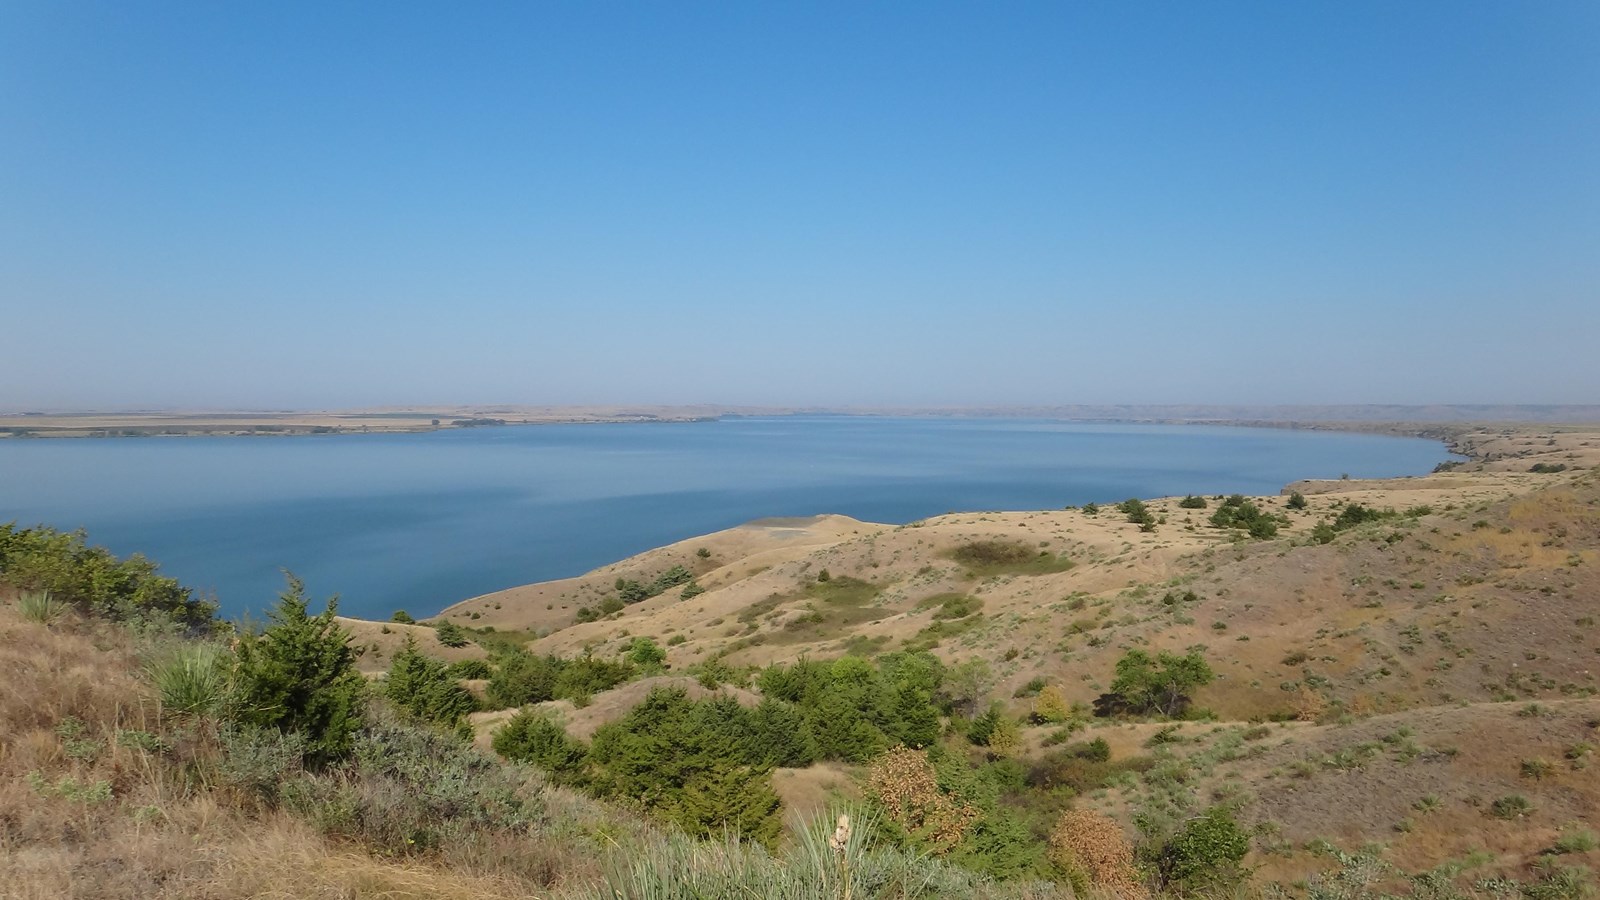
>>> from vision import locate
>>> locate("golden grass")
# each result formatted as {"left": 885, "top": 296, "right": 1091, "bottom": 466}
{"left": 0, "top": 605, "right": 605, "bottom": 900}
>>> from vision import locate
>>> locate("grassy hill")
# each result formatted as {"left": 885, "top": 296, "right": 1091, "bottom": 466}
{"left": 4, "top": 422, "right": 1598, "bottom": 898}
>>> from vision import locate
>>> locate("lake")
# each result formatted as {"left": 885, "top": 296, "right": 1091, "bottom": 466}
{"left": 0, "top": 417, "right": 1451, "bottom": 620}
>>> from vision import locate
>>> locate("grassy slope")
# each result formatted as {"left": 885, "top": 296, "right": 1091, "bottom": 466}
{"left": 0, "top": 603, "right": 1057, "bottom": 900}
{"left": 409, "top": 425, "right": 1600, "bottom": 888}
{"left": 10, "top": 422, "right": 1595, "bottom": 896}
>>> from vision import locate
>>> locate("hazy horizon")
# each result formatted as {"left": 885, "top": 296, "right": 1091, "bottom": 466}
{"left": 3, "top": 3, "right": 1596, "bottom": 409}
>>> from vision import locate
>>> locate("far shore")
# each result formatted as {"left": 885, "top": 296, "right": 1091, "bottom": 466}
{"left": 3, "top": 403, "right": 1599, "bottom": 441}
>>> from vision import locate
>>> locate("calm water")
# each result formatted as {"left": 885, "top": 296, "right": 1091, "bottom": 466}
{"left": 0, "top": 417, "right": 1450, "bottom": 620}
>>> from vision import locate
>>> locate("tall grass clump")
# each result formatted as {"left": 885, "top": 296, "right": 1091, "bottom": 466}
{"left": 587, "top": 808, "right": 1060, "bottom": 899}
{"left": 148, "top": 642, "right": 230, "bottom": 718}
{"left": 17, "top": 588, "right": 68, "bottom": 625}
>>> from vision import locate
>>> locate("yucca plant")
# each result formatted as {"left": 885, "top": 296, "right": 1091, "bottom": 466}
{"left": 589, "top": 807, "right": 1055, "bottom": 900}
{"left": 17, "top": 589, "right": 69, "bottom": 625}
{"left": 149, "top": 643, "right": 230, "bottom": 718}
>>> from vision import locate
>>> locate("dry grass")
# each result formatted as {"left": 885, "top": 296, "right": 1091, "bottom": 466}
{"left": 0, "top": 605, "right": 611, "bottom": 900}
{"left": 414, "top": 424, "right": 1600, "bottom": 889}
{"left": 11, "top": 423, "right": 1599, "bottom": 897}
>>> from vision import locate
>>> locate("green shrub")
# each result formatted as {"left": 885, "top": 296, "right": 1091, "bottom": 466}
{"left": 652, "top": 565, "right": 694, "bottom": 592}
{"left": 587, "top": 688, "right": 785, "bottom": 846}
{"left": 1155, "top": 806, "right": 1249, "bottom": 890}
{"left": 443, "top": 658, "right": 491, "bottom": 679}
{"left": 967, "top": 705, "right": 1002, "bottom": 746}
{"left": 556, "top": 655, "right": 637, "bottom": 699}
{"left": 757, "top": 652, "right": 945, "bottom": 758}
{"left": 215, "top": 723, "right": 305, "bottom": 805}
{"left": 390, "top": 609, "right": 415, "bottom": 624}
{"left": 383, "top": 636, "right": 477, "bottom": 728}
{"left": 1209, "top": 497, "right": 1279, "bottom": 538}
{"left": 486, "top": 649, "right": 635, "bottom": 708}
{"left": 1332, "top": 503, "right": 1391, "bottom": 531}
{"left": 611, "top": 566, "right": 698, "bottom": 608}
{"left": 282, "top": 714, "right": 543, "bottom": 856}
{"left": 671, "top": 758, "right": 784, "bottom": 849}
{"left": 492, "top": 710, "right": 589, "bottom": 785}
{"left": 1078, "top": 738, "right": 1111, "bottom": 762}
{"left": 1178, "top": 495, "right": 1208, "bottom": 509}
{"left": 1117, "top": 498, "right": 1155, "bottom": 526}
{"left": 1287, "top": 491, "right": 1308, "bottom": 510}
{"left": 626, "top": 637, "right": 667, "bottom": 671}
{"left": 230, "top": 575, "right": 367, "bottom": 767}
{"left": 0, "top": 523, "right": 215, "bottom": 630}
{"left": 1097, "top": 649, "right": 1214, "bottom": 718}
{"left": 1013, "top": 677, "right": 1047, "bottom": 698}
{"left": 927, "top": 593, "right": 983, "bottom": 620}
{"left": 433, "top": 620, "right": 469, "bottom": 647}
{"left": 26, "top": 771, "right": 112, "bottom": 805}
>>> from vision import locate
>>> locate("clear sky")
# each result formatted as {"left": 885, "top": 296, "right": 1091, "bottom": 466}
{"left": 2, "top": 2, "right": 1596, "bottom": 409}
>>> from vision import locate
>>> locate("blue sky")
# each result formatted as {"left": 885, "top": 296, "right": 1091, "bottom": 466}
{"left": 2, "top": 2, "right": 1596, "bottom": 409}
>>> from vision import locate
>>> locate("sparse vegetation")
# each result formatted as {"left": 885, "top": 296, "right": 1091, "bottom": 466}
{"left": 946, "top": 540, "right": 1074, "bottom": 576}
{"left": 1490, "top": 794, "right": 1535, "bottom": 819}
{"left": 1119, "top": 498, "right": 1157, "bottom": 527}
{"left": 9, "top": 429, "right": 1600, "bottom": 898}
{"left": 1331, "top": 502, "right": 1393, "bottom": 531}
{"left": 1209, "top": 494, "right": 1280, "bottom": 538}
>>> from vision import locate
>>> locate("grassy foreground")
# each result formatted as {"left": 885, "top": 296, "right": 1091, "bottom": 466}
{"left": 0, "top": 585, "right": 1068, "bottom": 899}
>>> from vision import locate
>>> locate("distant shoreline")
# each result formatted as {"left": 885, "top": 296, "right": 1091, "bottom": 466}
{"left": 3, "top": 404, "right": 1598, "bottom": 443}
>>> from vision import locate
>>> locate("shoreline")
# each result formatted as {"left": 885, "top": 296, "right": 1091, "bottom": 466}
{"left": 4, "top": 404, "right": 1598, "bottom": 444}
{"left": 419, "top": 420, "right": 1600, "bottom": 620}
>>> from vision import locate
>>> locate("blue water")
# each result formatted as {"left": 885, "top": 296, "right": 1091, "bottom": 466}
{"left": 0, "top": 417, "right": 1450, "bottom": 620}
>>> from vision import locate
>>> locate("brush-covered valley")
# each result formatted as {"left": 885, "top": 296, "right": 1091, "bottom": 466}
{"left": 4, "top": 424, "right": 1599, "bottom": 900}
